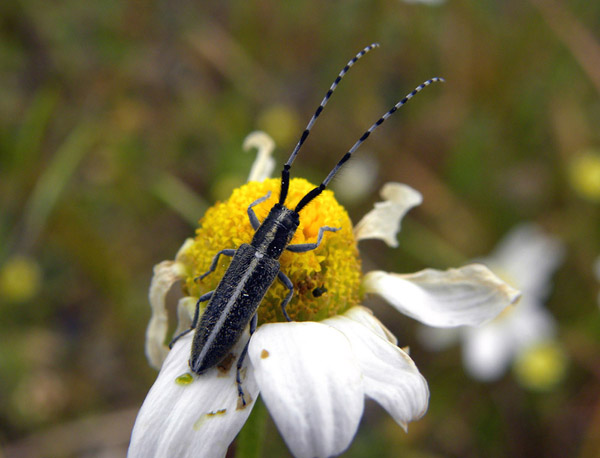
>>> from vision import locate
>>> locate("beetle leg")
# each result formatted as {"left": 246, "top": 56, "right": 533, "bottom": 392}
{"left": 286, "top": 225, "right": 341, "bottom": 252}
{"left": 236, "top": 313, "right": 257, "bottom": 406}
{"left": 198, "top": 249, "right": 236, "bottom": 281}
{"left": 247, "top": 191, "right": 272, "bottom": 230}
{"left": 277, "top": 271, "right": 294, "bottom": 322}
{"left": 168, "top": 291, "right": 213, "bottom": 349}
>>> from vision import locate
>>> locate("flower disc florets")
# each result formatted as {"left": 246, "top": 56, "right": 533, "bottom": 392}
{"left": 182, "top": 178, "right": 362, "bottom": 324}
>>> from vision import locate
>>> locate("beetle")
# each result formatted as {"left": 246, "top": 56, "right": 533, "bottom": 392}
{"left": 170, "top": 43, "right": 443, "bottom": 405}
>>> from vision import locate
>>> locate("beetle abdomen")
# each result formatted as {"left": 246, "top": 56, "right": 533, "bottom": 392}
{"left": 190, "top": 244, "right": 279, "bottom": 373}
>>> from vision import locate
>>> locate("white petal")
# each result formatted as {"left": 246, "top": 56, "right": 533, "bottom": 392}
{"left": 244, "top": 131, "right": 276, "bottom": 182}
{"left": 363, "top": 264, "right": 521, "bottom": 327}
{"left": 503, "top": 299, "right": 556, "bottom": 349}
{"left": 248, "top": 322, "right": 364, "bottom": 458}
{"left": 461, "top": 323, "right": 514, "bottom": 380}
{"left": 485, "top": 223, "right": 564, "bottom": 298}
{"left": 323, "top": 313, "right": 429, "bottom": 430}
{"left": 129, "top": 332, "right": 259, "bottom": 458}
{"left": 173, "top": 296, "right": 198, "bottom": 338}
{"left": 343, "top": 305, "right": 398, "bottom": 345}
{"left": 354, "top": 182, "right": 422, "bottom": 247}
{"left": 462, "top": 298, "right": 557, "bottom": 381}
{"left": 146, "top": 239, "right": 194, "bottom": 369}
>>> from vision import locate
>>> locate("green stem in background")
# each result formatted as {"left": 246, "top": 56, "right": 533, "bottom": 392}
{"left": 152, "top": 173, "right": 208, "bottom": 227}
{"left": 234, "top": 397, "right": 267, "bottom": 458}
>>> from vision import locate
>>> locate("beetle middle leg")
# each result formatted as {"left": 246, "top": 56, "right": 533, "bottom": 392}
{"left": 198, "top": 249, "right": 236, "bottom": 281}
{"left": 286, "top": 225, "right": 340, "bottom": 252}
{"left": 277, "top": 271, "right": 294, "bottom": 322}
{"left": 168, "top": 291, "right": 213, "bottom": 349}
{"left": 236, "top": 313, "right": 257, "bottom": 406}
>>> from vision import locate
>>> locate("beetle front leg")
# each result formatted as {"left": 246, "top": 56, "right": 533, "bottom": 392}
{"left": 168, "top": 291, "right": 213, "bottom": 349}
{"left": 286, "top": 225, "right": 340, "bottom": 253}
{"left": 236, "top": 313, "right": 257, "bottom": 406}
{"left": 277, "top": 271, "right": 294, "bottom": 322}
{"left": 198, "top": 249, "right": 236, "bottom": 281}
{"left": 247, "top": 191, "right": 272, "bottom": 230}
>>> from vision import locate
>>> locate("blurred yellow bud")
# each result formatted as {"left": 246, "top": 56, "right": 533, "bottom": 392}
{"left": 568, "top": 150, "right": 600, "bottom": 202}
{"left": 513, "top": 341, "right": 568, "bottom": 391}
{"left": 257, "top": 104, "right": 300, "bottom": 148}
{"left": 0, "top": 255, "right": 42, "bottom": 303}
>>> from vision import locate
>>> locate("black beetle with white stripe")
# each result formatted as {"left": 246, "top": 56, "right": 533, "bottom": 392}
{"left": 170, "top": 43, "right": 444, "bottom": 405}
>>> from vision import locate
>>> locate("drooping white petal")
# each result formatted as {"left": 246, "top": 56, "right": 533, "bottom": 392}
{"left": 363, "top": 264, "right": 521, "bottom": 327}
{"left": 354, "top": 182, "right": 422, "bottom": 247}
{"left": 146, "top": 239, "right": 194, "bottom": 369}
{"left": 244, "top": 131, "right": 276, "bottom": 182}
{"left": 485, "top": 224, "right": 564, "bottom": 298}
{"left": 248, "top": 322, "right": 364, "bottom": 458}
{"left": 343, "top": 305, "right": 398, "bottom": 344}
{"left": 129, "top": 332, "right": 259, "bottom": 458}
{"left": 324, "top": 310, "right": 429, "bottom": 430}
{"left": 173, "top": 296, "right": 198, "bottom": 338}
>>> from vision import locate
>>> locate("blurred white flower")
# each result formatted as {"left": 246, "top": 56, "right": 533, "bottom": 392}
{"left": 420, "top": 224, "right": 565, "bottom": 383}
{"left": 332, "top": 156, "right": 379, "bottom": 204}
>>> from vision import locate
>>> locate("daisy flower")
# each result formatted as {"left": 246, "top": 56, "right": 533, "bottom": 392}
{"left": 419, "top": 224, "right": 565, "bottom": 384}
{"left": 128, "top": 132, "right": 520, "bottom": 458}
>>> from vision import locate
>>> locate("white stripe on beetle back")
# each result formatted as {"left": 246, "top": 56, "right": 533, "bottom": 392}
{"left": 192, "top": 254, "right": 262, "bottom": 371}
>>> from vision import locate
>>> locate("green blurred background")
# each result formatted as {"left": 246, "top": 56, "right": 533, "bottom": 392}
{"left": 1, "top": 0, "right": 599, "bottom": 456}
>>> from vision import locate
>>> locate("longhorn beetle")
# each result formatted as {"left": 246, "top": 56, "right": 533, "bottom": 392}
{"left": 170, "top": 43, "right": 443, "bottom": 405}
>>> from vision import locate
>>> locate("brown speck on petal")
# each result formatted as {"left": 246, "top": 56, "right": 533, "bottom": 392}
{"left": 237, "top": 393, "right": 253, "bottom": 410}
{"left": 217, "top": 353, "right": 236, "bottom": 375}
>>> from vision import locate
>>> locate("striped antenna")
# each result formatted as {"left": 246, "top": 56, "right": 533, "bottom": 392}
{"left": 279, "top": 43, "right": 380, "bottom": 205}
{"left": 295, "top": 77, "right": 445, "bottom": 213}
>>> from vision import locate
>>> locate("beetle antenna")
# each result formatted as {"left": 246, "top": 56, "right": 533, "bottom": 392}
{"left": 279, "top": 43, "right": 380, "bottom": 205}
{"left": 294, "top": 77, "right": 445, "bottom": 213}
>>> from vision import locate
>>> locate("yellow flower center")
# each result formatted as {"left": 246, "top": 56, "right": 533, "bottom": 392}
{"left": 183, "top": 178, "right": 362, "bottom": 324}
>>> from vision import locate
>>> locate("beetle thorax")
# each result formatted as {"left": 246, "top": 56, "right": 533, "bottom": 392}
{"left": 251, "top": 204, "right": 299, "bottom": 258}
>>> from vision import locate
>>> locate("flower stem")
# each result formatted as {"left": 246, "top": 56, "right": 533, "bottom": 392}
{"left": 234, "top": 397, "right": 267, "bottom": 458}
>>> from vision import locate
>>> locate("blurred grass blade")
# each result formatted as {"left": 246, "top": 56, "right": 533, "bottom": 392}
{"left": 529, "top": 0, "right": 600, "bottom": 95}
{"left": 152, "top": 172, "right": 208, "bottom": 226}
{"left": 21, "top": 122, "right": 97, "bottom": 249}
{"left": 13, "top": 87, "right": 60, "bottom": 169}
